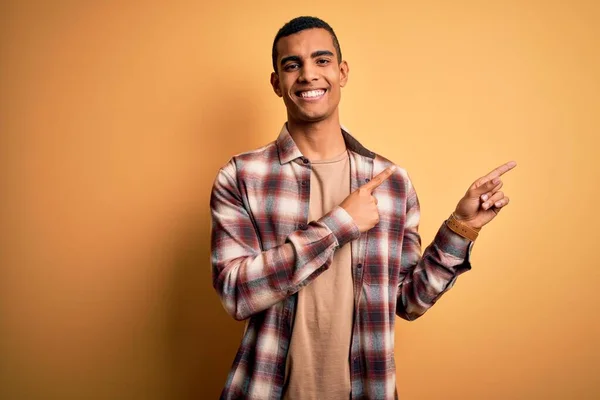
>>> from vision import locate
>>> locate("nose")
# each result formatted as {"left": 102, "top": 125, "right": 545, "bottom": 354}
{"left": 298, "top": 63, "right": 318, "bottom": 83}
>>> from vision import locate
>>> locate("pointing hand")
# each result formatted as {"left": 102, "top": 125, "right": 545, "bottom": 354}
{"left": 340, "top": 166, "right": 396, "bottom": 233}
{"left": 454, "top": 161, "right": 517, "bottom": 229}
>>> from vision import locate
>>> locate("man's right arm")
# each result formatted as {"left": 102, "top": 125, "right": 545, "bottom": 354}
{"left": 210, "top": 163, "right": 360, "bottom": 321}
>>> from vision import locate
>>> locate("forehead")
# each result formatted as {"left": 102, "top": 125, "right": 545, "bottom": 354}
{"left": 276, "top": 28, "right": 336, "bottom": 59}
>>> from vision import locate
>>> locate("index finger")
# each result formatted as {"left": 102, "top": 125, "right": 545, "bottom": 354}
{"left": 481, "top": 160, "right": 517, "bottom": 183}
{"left": 362, "top": 165, "right": 397, "bottom": 192}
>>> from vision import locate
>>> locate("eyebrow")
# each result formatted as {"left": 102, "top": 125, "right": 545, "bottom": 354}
{"left": 280, "top": 50, "right": 335, "bottom": 66}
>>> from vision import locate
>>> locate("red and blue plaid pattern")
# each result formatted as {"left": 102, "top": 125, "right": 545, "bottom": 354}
{"left": 211, "top": 125, "right": 472, "bottom": 399}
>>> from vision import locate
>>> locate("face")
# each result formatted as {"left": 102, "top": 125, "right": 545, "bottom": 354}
{"left": 271, "top": 28, "right": 349, "bottom": 124}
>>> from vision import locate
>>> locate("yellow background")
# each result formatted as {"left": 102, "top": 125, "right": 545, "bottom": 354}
{"left": 1, "top": 0, "right": 599, "bottom": 398}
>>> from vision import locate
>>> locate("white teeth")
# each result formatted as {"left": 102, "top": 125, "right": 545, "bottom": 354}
{"left": 300, "top": 90, "right": 325, "bottom": 98}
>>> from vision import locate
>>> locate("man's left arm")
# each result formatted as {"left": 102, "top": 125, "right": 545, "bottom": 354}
{"left": 396, "top": 161, "right": 517, "bottom": 320}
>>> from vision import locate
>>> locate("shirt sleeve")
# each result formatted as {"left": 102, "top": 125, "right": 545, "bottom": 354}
{"left": 396, "top": 174, "right": 473, "bottom": 321}
{"left": 211, "top": 163, "right": 360, "bottom": 321}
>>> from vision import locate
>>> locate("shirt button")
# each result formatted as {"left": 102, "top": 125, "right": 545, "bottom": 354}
{"left": 365, "top": 178, "right": 370, "bottom": 183}
{"left": 298, "top": 223, "right": 308, "bottom": 230}
{"left": 302, "top": 158, "right": 310, "bottom": 164}
{"left": 357, "top": 263, "right": 363, "bottom": 269}
{"left": 301, "top": 180, "right": 307, "bottom": 186}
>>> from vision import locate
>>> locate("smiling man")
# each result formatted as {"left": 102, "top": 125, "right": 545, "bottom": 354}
{"left": 210, "top": 16, "right": 516, "bottom": 399}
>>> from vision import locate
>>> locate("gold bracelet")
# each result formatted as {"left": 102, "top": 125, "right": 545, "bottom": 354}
{"left": 446, "top": 213, "right": 480, "bottom": 241}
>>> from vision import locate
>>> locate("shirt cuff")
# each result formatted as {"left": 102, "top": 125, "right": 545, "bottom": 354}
{"left": 318, "top": 206, "right": 361, "bottom": 248}
{"left": 435, "top": 222, "right": 473, "bottom": 263}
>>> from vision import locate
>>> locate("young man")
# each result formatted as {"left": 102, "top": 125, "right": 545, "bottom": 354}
{"left": 210, "top": 16, "right": 516, "bottom": 399}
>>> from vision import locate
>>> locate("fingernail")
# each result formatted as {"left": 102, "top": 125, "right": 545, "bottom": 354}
{"left": 493, "top": 178, "right": 500, "bottom": 185}
{"left": 495, "top": 201, "right": 502, "bottom": 207}
{"left": 483, "top": 202, "right": 489, "bottom": 209}
{"left": 481, "top": 194, "right": 489, "bottom": 201}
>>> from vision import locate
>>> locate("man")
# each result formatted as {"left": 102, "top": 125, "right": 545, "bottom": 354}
{"left": 210, "top": 16, "right": 515, "bottom": 399}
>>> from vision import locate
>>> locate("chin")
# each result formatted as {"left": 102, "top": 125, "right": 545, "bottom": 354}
{"left": 295, "top": 115, "right": 328, "bottom": 124}
{"left": 293, "top": 109, "right": 331, "bottom": 123}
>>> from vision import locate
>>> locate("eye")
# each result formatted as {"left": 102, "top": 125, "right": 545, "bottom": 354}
{"left": 284, "top": 63, "right": 300, "bottom": 71}
{"left": 316, "top": 58, "right": 331, "bottom": 65}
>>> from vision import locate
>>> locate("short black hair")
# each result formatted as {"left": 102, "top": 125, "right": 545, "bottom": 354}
{"left": 272, "top": 16, "right": 342, "bottom": 73}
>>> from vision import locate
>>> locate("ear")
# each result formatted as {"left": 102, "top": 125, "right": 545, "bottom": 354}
{"left": 270, "top": 72, "right": 283, "bottom": 97}
{"left": 339, "top": 60, "right": 349, "bottom": 88}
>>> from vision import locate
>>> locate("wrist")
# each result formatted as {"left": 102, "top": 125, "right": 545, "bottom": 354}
{"left": 452, "top": 212, "right": 482, "bottom": 230}
{"left": 446, "top": 213, "right": 480, "bottom": 241}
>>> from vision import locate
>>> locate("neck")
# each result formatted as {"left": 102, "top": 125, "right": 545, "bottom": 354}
{"left": 286, "top": 114, "right": 346, "bottom": 161}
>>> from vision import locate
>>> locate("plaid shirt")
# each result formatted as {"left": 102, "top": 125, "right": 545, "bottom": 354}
{"left": 210, "top": 125, "right": 472, "bottom": 399}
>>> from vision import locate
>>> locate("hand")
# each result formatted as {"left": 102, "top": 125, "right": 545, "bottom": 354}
{"left": 454, "top": 161, "right": 517, "bottom": 229}
{"left": 340, "top": 165, "right": 396, "bottom": 233}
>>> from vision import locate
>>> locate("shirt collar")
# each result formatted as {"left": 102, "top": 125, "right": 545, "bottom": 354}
{"left": 276, "top": 123, "right": 376, "bottom": 164}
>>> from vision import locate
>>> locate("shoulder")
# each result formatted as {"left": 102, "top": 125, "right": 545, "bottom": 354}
{"left": 217, "top": 141, "right": 279, "bottom": 179}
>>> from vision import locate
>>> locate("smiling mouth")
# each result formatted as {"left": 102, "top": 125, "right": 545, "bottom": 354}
{"left": 296, "top": 89, "right": 327, "bottom": 100}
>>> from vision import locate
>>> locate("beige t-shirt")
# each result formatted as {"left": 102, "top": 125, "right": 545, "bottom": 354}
{"left": 283, "top": 150, "right": 354, "bottom": 400}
